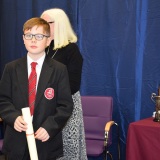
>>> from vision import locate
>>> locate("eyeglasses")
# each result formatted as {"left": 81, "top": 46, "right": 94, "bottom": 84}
{"left": 48, "top": 21, "right": 54, "bottom": 24}
{"left": 23, "top": 34, "right": 50, "bottom": 41}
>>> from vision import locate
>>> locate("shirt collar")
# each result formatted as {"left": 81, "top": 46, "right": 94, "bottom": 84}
{"left": 27, "top": 52, "right": 45, "bottom": 68}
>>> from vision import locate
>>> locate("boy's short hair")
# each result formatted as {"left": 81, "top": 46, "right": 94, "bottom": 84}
{"left": 23, "top": 17, "right": 50, "bottom": 36}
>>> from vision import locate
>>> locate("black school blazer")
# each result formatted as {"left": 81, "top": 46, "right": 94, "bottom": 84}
{"left": 0, "top": 55, "right": 73, "bottom": 160}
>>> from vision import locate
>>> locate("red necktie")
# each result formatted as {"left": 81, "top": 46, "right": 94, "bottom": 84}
{"left": 28, "top": 62, "right": 37, "bottom": 115}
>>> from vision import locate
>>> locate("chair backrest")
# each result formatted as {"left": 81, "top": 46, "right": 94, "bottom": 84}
{"left": 0, "top": 139, "right": 3, "bottom": 152}
{"left": 81, "top": 96, "right": 113, "bottom": 156}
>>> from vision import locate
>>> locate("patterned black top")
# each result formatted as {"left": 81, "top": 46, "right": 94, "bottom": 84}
{"left": 46, "top": 40, "right": 83, "bottom": 95}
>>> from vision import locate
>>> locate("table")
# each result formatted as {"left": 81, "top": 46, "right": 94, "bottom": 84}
{"left": 126, "top": 117, "right": 160, "bottom": 160}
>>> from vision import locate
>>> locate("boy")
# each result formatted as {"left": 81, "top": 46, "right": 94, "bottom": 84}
{"left": 0, "top": 17, "right": 73, "bottom": 160}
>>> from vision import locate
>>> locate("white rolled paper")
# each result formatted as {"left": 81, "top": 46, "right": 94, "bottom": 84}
{"left": 22, "top": 107, "right": 38, "bottom": 160}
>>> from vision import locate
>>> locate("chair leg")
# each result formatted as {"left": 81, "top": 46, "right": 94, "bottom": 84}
{"left": 103, "top": 149, "right": 106, "bottom": 160}
{"left": 107, "top": 151, "right": 113, "bottom": 160}
{"left": 103, "top": 149, "right": 113, "bottom": 160}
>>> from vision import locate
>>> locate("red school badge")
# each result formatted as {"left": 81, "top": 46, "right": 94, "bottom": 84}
{"left": 44, "top": 88, "right": 54, "bottom": 100}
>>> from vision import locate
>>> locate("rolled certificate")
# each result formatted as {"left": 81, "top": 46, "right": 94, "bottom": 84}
{"left": 22, "top": 107, "right": 38, "bottom": 160}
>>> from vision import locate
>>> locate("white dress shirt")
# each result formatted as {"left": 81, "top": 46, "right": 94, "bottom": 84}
{"left": 27, "top": 53, "right": 45, "bottom": 90}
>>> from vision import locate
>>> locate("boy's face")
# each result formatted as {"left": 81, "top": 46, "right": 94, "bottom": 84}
{"left": 23, "top": 25, "right": 51, "bottom": 57}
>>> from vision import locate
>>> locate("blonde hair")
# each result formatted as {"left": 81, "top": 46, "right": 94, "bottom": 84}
{"left": 41, "top": 8, "right": 77, "bottom": 50}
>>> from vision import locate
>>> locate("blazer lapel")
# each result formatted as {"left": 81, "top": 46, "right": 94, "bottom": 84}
{"left": 16, "top": 56, "right": 28, "bottom": 106}
{"left": 35, "top": 57, "right": 53, "bottom": 107}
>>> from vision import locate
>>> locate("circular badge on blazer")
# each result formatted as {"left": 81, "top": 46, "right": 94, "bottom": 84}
{"left": 44, "top": 88, "right": 54, "bottom": 100}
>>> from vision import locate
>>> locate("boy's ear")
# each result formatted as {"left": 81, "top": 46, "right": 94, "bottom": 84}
{"left": 22, "top": 35, "right": 25, "bottom": 44}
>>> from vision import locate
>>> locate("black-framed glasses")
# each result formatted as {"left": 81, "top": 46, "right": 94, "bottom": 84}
{"left": 48, "top": 21, "right": 54, "bottom": 24}
{"left": 23, "top": 34, "right": 50, "bottom": 41}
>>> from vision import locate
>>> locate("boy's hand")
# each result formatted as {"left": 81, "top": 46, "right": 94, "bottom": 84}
{"left": 14, "top": 116, "right": 27, "bottom": 132}
{"left": 35, "top": 127, "right": 50, "bottom": 142}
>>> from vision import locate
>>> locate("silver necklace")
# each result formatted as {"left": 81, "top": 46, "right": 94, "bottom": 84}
{"left": 51, "top": 49, "right": 58, "bottom": 58}
{"left": 47, "top": 44, "right": 58, "bottom": 58}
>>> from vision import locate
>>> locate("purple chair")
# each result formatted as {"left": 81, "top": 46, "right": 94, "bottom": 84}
{"left": 81, "top": 96, "right": 120, "bottom": 160}
{"left": 0, "top": 139, "right": 3, "bottom": 152}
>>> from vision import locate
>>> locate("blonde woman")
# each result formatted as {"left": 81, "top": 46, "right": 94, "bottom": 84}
{"left": 41, "top": 8, "right": 87, "bottom": 160}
